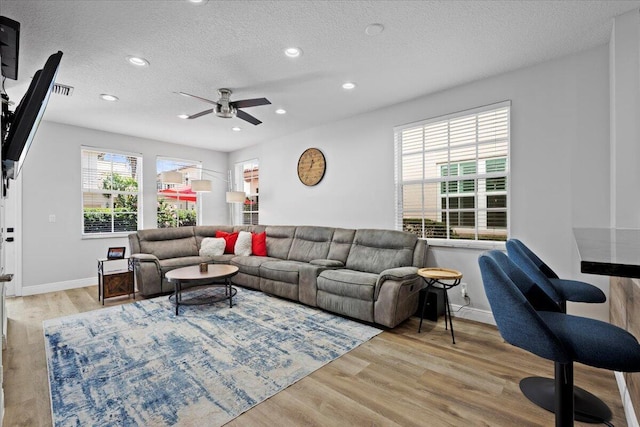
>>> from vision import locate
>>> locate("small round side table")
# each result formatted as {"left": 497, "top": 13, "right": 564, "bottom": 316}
{"left": 417, "top": 267, "right": 463, "bottom": 344}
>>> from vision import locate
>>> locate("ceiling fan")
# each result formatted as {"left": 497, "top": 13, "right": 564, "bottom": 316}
{"left": 176, "top": 88, "right": 271, "bottom": 125}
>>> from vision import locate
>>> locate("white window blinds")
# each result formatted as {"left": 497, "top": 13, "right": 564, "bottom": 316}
{"left": 394, "top": 101, "right": 510, "bottom": 242}
{"left": 82, "top": 148, "right": 142, "bottom": 234}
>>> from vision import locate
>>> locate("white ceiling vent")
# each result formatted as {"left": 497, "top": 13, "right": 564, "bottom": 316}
{"left": 52, "top": 83, "right": 74, "bottom": 96}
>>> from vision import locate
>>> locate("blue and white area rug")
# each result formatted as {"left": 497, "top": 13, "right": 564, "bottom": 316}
{"left": 44, "top": 288, "right": 381, "bottom": 426}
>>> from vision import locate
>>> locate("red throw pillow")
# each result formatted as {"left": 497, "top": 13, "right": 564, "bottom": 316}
{"left": 215, "top": 230, "right": 239, "bottom": 254}
{"left": 252, "top": 232, "right": 267, "bottom": 256}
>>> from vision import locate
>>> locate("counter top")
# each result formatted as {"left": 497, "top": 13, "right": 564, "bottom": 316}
{"left": 574, "top": 228, "right": 640, "bottom": 279}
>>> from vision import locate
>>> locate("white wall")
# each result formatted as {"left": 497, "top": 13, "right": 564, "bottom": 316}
{"left": 19, "top": 121, "right": 229, "bottom": 294}
{"left": 230, "top": 44, "right": 611, "bottom": 321}
{"left": 610, "top": 9, "right": 640, "bottom": 228}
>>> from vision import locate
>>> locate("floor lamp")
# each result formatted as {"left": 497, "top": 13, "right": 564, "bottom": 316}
{"left": 186, "top": 169, "right": 245, "bottom": 225}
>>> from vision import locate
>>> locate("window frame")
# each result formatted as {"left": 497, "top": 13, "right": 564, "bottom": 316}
{"left": 156, "top": 156, "right": 203, "bottom": 229}
{"left": 394, "top": 101, "right": 511, "bottom": 249}
{"left": 81, "top": 146, "right": 143, "bottom": 238}
{"left": 234, "top": 158, "right": 259, "bottom": 225}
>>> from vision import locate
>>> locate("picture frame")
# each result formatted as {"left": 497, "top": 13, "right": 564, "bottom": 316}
{"left": 107, "top": 247, "right": 126, "bottom": 259}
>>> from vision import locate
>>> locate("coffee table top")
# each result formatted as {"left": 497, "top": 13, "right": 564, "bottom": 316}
{"left": 165, "top": 264, "right": 239, "bottom": 282}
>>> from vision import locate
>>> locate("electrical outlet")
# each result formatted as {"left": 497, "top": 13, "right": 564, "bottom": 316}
{"left": 460, "top": 283, "right": 468, "bottom": 297}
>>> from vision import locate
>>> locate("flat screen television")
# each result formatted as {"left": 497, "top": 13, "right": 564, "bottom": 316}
{"left": 2, "top": 50, "right": 62, "bottom": 180}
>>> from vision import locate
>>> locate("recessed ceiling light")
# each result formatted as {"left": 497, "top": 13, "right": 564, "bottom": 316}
{"left": 342, "top": 82, "right": 356, "bottom": 90}
{"left": 126, "top": 56, "right": 150, "bottom": 67}
{"left": 187, "top": 0, "right": 208, "bottom": 4}
{"left": 177, "top": 114, "right": 189, "bottom": 119}
{"left": 232, "top": 126, "right": 241, "bottom": 132}
{"left": 100, "top": 94, "right": 119, "bottom": 102}
{"left": 284, "top": 47, "right": 302, "bottom": 58}
{"left": 275, "top": 108, "right": 287, "bottom": 115}
{"left": 365, "top": 23, "right": 385, "bottom": 36}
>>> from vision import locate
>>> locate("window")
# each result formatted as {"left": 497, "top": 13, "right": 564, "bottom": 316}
{"left": 82, "top": 148, "right": 142, "bottom": 235}
{"left": 395, "top": 101, "right": 510, "bottom": 242}
{"left": 157, "top": 157, "right": 202, "bottom": 228}
{"left": 234, "top": 159, "right": 259, "bottom": 225}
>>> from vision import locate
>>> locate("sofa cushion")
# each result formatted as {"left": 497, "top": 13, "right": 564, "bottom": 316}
{"left": 346, "top": 229, "right": 417, "bottom": 274}
{"left": 194, "top": 225, "right": 234, "bottom": 248}
{"left": 260, "top": 260, "right": 308, "bottom": 284}
{"left": 199, "top": 237, "right": 225, "bottom": 257}
{"left": 265, "top": 226, "right": 297, "bottom": 259}
{"left": 287, "top": 226, "right": 333, "bottom": 262}
{"left": 317, "top": 269, "right": 378, "bottom": 301}
{"left": 138, "top": 227, "right": 198, "bottom": 260}
{"left": 206, "top": 254, "right": 236, "bottom": 264}
{"left": 327, "top": 228, "right": 356, "bottom": 264}
{"left": 231, "top": 255, "right": 279, "bottom": 276}
{"left": 159, "top": 256, "right": 210, "bottom": 271}
{"left": 216, "top": 230, "right": 239, "bottom": 254}
{"left": 252, "top": 231, "right": 267, "bottom": 256}
{"left": 234, "top": 231, "right": 252, "bottom": 256}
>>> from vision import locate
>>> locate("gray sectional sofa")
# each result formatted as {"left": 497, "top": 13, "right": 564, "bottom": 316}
{"left": 128, "top": 225, "right": 427, "bottom": 328}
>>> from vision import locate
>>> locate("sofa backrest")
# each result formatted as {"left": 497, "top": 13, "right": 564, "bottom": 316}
{"left": 193, "top": 225, "right": 234, "bottom": 248}
{"left": 136, "top": 227, "right": 198, "bottom": 260}
{"left": 265, "top": 226, "right": 297, "bottom": 259}
{"left": 233, "top": 225, "right": 267, "bottom": 234}
{"left": 413, "top": 239, "right": 428, "bottom": 268}
{"left": 327, "top": 228, "right": 356, "bottom": 264}
{"left": 346, "top": 229, "right": 418, "bottom": 274}
{"left": 288, "top": 226, "right": 334, "bottom": 262}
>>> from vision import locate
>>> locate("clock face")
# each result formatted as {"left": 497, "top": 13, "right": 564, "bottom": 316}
{"left": 297, "top": 148, "right": 326, "bottom": 186}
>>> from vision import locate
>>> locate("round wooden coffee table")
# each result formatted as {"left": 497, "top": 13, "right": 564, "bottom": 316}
{"left": 165, "top": 264, "right": 239, "bottom": 315}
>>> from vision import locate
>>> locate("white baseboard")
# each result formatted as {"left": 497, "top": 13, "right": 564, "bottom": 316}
{"left": 450, "top": 303, "right": 495, "bottom": 325}
{"left": 616, "top": 371, "right": 639, "bottom": 427}
{"left": 20, "top": 277, "right": 97, "bottom": 296}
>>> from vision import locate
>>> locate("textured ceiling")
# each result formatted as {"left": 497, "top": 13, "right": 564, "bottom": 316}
{"left": 1, "top": 0, "right": 638, "bottom": 152}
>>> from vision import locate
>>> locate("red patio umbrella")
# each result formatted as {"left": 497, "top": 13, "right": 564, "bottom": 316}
{"left": 159, "top": 186, "right": 198, "bottom": 202}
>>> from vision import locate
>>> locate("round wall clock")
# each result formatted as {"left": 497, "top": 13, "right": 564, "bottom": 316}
{"left": 297, "top": 148, "right": 326, "bottom": 186}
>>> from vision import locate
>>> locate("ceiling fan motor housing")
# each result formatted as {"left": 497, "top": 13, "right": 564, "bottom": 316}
{"left": 216, "top": 88, "right": 235, "bottom": 118}
{"left": 215, "top": 103, "right": 236, "bottom": 118}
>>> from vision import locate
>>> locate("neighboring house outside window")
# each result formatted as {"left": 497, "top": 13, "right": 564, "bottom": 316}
{"left": 82, "top": 148, "right": 142, "bottom": 235}
{"left": 157, "top": 157, "right": 202, "bottom": 228}
{"left": 235, "top": 159, "right": 259, "bottom": 225}
{"left": 394, "top": 101, "right": 510, "bottom": 243}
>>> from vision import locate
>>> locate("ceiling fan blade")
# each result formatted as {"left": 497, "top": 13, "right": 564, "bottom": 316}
{"left": 188, "top": 109, "right": 214, "bottom": 119}
{"left": 232, "top": 98, "right": 271, "bottom": 109}
{"left": 236, "top": 109, "right": 262, "bottom": 125}
{"left": 175, "top": 91, "right": 218, "bottom": 105}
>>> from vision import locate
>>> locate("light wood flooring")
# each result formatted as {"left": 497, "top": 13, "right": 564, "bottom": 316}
{"left": 3, "top": 286, "right": 628, "bottom": 426}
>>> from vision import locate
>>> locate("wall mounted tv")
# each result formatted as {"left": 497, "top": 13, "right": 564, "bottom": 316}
{"left": 1, "top": 50, "right": 63, "bottom": 180}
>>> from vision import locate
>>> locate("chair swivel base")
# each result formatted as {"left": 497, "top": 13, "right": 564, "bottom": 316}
{"left": 520, "top": 376, "right": 612, "bottom": 423}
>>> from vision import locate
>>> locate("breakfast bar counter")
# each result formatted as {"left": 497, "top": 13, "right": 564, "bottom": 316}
{"left": 574, "top": 227, "right": 640, "bottom": 422}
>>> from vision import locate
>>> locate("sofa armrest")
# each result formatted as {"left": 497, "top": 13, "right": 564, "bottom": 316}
{"left": 309, "top": 259, "right": 344, "bottom": 268}
{"left": 130, "top": 253, "right": 162, "bottom": 280}
{"left": 375, "top": 266, "right": 419, "bottom": 300}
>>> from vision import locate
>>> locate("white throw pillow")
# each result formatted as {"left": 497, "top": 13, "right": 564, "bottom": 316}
{"left": 234, "top": 231, "right": 252, "bottom": 256}
{"left": 199, "top": 237, "right": 226, "bottom": 257}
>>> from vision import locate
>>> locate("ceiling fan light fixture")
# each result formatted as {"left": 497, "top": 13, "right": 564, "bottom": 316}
{"left": 342, "top": 82, "right": 356, "bottom": 90}
{"left": 100, "top": 93, "right": 119, "bottom": 102}
{"left": 232, "top": 126, "right": 242, "bottom": 132}
{"left": 275, "top": 108, "right": 287, "bottom": 115}
{"left": 187, "top": 0, "right": 208, "bottom": 4}
{"left": 177, "top": 114, "right": 189, "bottom": 119}
{"left": 284, "top": 47, "right": 302, "bottom": 58}
{"left": 126, "top": 56, "right": 149, "bottom": 67}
